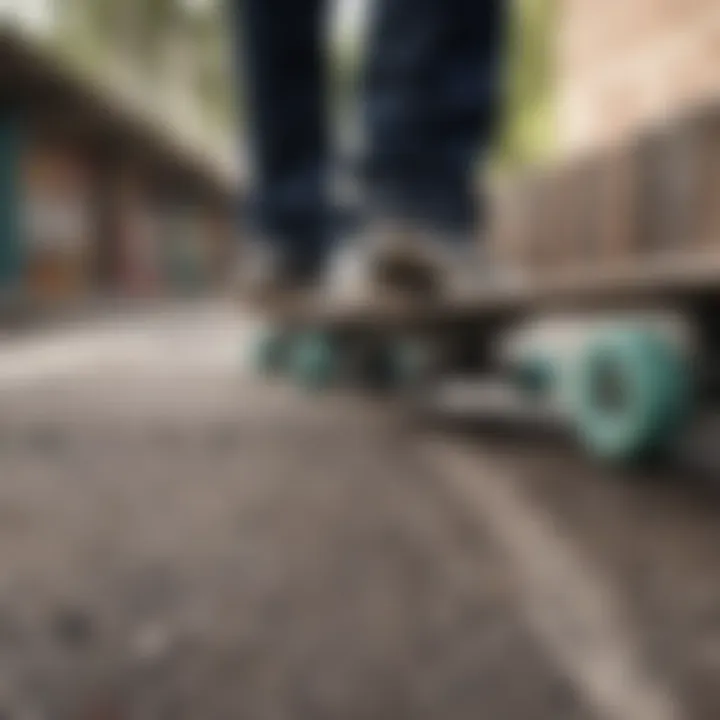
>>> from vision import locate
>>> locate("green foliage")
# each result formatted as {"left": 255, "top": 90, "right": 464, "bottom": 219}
{"left": 50, "top": 0, "right": 234, "bottom": 133}
{"left": 495, "top": 0, "right": 556, "bottom": 171}
{"left": 47, "top": 0, "right": 558, "bottom": 164}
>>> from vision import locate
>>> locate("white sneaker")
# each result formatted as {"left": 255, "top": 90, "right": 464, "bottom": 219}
{"left": 323, "top": 220, "right": 498, "bottom": 304}
{"left": 234, "top": 241, "right": 320, "bottom": 306}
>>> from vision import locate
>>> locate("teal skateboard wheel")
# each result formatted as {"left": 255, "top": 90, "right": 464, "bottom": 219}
{"left": 289, "top": 331, "right": 339, "bottom": 392}
{"left": 571, "top": 327, "right": 692, "bottom": 464}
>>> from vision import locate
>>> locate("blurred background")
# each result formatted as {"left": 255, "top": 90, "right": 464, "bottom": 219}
{"left": 0, "top": 0, "right": 559, "bottom": 317}
{"left": 1, "top": 2, "right": 720, "bottom": 718}
{"left": 0, "top": 0, "right": 718, "bottom": 315}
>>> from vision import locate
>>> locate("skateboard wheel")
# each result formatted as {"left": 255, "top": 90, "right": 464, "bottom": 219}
{"left": 250, "top": 326, "right": 290, "bottom": 376}
{"left": 289, "top": 332, "right": 338, "bottom": 391}
{"left": 571, "top": 327, "right": 692, "bottom": 463}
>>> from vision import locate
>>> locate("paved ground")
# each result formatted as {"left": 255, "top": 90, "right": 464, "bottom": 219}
{"left": 0, "top": 303, "right": 717, "bottom": 719}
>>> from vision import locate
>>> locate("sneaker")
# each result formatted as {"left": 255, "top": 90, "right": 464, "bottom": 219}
{"left": 234, "top": 241, "right": 321, "bottom": 307}
{"left": 406, "top": 230, "right": 502, "bottom": 299}
{"left": 323, "top": 219, "right": 497, "bottom": 305}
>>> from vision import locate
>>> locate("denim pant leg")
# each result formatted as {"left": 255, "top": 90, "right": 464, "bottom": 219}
{"left": 231, "top": 0, "right": 330, "bottom": 272}
{"left": 362, "top": 0, "right": 507, "bottom": 237}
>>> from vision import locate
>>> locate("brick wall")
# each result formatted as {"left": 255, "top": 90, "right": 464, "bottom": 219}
{"left": 558, "top": 0, "right": 720, "bottom": 154}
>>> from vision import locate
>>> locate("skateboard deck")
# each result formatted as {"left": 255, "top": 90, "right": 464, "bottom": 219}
{"left": 255, "top": 251, "right": 720, "bottom": 331}
{"left": 247, "top": 250, "right": 720, "bottom": 465}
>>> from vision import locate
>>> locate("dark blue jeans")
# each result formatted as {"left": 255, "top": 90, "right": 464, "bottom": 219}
{"left": 233, "top": 0, "right": 506, "bottom": 271}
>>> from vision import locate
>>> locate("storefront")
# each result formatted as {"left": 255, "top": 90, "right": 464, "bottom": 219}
{"left": 0, "top": 29, "right": 237, "bottom": 313}
{"left": 22, "top": 141, "right": 97, "bottom": 301}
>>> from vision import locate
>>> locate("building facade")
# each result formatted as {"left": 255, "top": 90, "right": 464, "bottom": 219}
{"left": 558, "top": 0, "right": 720, "bottom": 154}
{"left": 0, "top": 29, "right": 237, "bottom": 313}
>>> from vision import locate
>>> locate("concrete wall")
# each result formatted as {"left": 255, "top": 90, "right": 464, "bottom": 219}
{"left": 558, "top": 0, "right": 720, "bottom": 154}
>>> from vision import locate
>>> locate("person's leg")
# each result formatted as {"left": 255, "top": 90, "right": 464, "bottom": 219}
{"left": 361, "top": 0, "right": 507, "bottom": 238}
{"left": 231, "top": 0, "right": 330, "bottom": 283}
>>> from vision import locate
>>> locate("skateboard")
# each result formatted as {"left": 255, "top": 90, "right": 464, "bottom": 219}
{"left": 246, "top": 102, "right": 720, "bottom": 465}
{"left": 244, "top": 249, "right": 720, "bottom": 465}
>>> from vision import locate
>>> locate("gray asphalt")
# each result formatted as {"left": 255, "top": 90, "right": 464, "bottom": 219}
{"left": 0, "top": 304, "right": 716, "bottom": 719}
